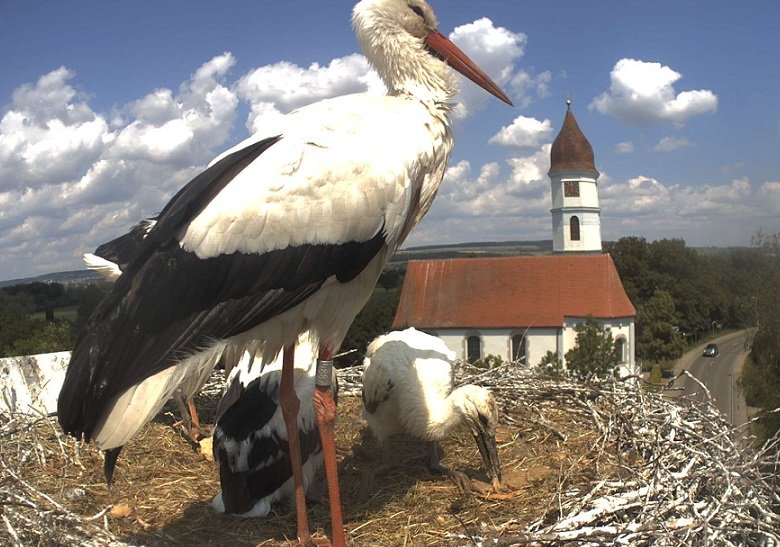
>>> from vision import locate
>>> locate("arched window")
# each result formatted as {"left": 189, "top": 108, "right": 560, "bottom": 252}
{"left": 570, "top": 216, "right": 581, "bottom": 241}
{"left": 511, "top": 334, "right": 526, "bottom": 364}
{"left": 615, "top": 336, "right": 626, "bottom": 363}
{"left": 466, "top": 335, "right": 481, "bottom": 363}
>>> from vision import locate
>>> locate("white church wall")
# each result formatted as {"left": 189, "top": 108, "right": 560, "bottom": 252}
{"left": 431, "top": 327, "right": 561, "bottom": 367}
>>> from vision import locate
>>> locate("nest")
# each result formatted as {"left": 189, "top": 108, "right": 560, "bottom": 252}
{"left": 1, "top": 365, "right": 779, "bottom": 546}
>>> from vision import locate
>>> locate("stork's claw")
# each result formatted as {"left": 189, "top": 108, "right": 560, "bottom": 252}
{"left": 448, "top": 469, "right": 473, "bottom": 493}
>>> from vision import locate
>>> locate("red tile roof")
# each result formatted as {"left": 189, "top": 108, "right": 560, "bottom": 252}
{"left": 392, "top": 255, "right": 635, "bottom": 329}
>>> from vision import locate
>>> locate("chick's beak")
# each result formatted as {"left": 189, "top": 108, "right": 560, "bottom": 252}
{"left": 471, "top": 421, "right": 503, "bottom": 488}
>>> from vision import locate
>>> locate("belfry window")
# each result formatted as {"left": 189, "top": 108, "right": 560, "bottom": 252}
{"left": 570, "top": 216, "right": 581, "bottom": 241}
{"left": 466, "top": 335, "right": 482, "bottom": 363}
{"left": 511, "top": 334, "right": 526, "bottom": 364}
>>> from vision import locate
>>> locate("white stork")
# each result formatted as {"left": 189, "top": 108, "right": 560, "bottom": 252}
{"left": 211, "top": 336, "right": 336, "bottom": 517}
{"left": 58, "top": 0, "right": 512, "bottom": 544}
{"left": 362, "top": 328, "right": 503, "bottom": 491}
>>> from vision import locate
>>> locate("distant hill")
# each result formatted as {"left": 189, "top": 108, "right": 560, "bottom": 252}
{"left": 2, "top": 239, "right": 747, "bottom": 287}
{"left": 0, "top": 269, "right": 105, "bottom": 288}
{"left": 389, "top": 240, "right": 554, "bottom": 265}
{"left": 1, "top": 240, "right": 556, "bottom": 287}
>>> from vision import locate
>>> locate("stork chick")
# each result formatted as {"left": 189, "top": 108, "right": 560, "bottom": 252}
{"left": 212, "top": 336, "right": 336, "bottom": 517}
{"left": 362, "top": 328, "right": 503, "bottom": 491}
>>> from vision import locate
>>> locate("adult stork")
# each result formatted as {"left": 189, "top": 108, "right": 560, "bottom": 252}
{"left": 58, "top": 0, "right": 512, "bottom": 544}
{"left": 212, "top": 335, "right": 336, "bottom": 517}
{"left": 362, "top": 328, "right": 503, "bottom": 491}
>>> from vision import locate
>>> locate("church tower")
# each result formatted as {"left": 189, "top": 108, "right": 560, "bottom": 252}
{"left": 549, "top": 100, "right": 602, "bottom": 253}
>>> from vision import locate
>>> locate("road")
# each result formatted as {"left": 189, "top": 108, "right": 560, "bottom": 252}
{"left": 671, "top": 330, "right": 750, "bottom": 426}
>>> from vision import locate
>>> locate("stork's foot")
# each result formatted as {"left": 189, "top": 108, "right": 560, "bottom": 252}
{"left": 448, "top": 469, "right": 474, "bottom": 493}
{"left": 297, "top": 536, "right": 333, "bottom": 547}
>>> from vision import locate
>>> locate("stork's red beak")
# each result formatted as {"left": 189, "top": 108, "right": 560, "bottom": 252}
{"left": 425, "top": 30, "right": 513, "bottom": 106}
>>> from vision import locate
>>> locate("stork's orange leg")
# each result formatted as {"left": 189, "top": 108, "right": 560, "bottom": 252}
{"left": 279, "top": 344, "right": 312, "bottom": 544}
{"left": 187, "top": 398, "right": 203, "bottom": 441}
{"left": 314, "top": 348, "right": 346, "bottom": 547}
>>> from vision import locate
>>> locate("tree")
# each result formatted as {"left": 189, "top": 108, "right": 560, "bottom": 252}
{"left": 0, "top": 290, "right": 40, "bottom": 357}
{"left": 564, "top": 315, "right": 621, "bottom": 380}
{"left": 742, "top": 231, "right": 780, "bottom": 440}
{"left": 377, "top": 268, "right": 404, "bottom": 292}
{"left": 636, "top": 289, "right": 686, "bottom": 363}
{"left": 9, "top": 320, "right": 73, "bottom": 356}
{"left": 538, "top": 350, "right": 564, "bottom": 377}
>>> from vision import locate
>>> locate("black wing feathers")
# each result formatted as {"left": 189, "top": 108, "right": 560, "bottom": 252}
{"left": 59, "top": 137, "right": 282, "bottom": 438}
{"left": 58, "top": 135, "right": 388, "bottom": 443}
{"left": 93, "top": 218, "right": 155, "bottom": 271}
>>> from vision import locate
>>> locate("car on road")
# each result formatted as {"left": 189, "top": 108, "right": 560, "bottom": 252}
{"left": 703, "top": 343, "right": 719, "bottom": 357}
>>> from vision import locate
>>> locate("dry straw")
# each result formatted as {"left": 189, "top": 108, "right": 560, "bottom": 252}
{"left": 1, "top": 363, "right": 778, "bottom": 546}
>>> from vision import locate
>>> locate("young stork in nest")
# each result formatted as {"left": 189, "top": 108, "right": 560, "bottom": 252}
{"left": 211, "top": 336, "right": 336, "bottom": 518}
{"left": 59, "top": 0, "right": 512, "bottom": 543}
{"left": 362, "top": 328, "right": 503, "bottom": 491}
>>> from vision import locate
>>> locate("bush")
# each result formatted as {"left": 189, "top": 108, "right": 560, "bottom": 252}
{"left": 8, "top": 320, "right": 74, "bottom": 356}
{"left": 648, "top": 364, "right": 663, "bottom": 385}
{"left": 538, "top": 350, "right": 565, "bottom": 378}
{"left": 564, "top": 315, "right": 621, "bottom": 380}
{"left": 471, "top": 354, "right": 504, "bottom": 370}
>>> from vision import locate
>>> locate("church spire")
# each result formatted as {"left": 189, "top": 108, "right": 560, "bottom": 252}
{"left": 549, "top": 99, "right": 598, "bottom": 177}
{"left": 549, "top": 101, "right": 602, "bottom": 253}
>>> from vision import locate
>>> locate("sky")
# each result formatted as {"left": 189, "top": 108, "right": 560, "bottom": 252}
{"left": 1, "top": 0, "right": 779, "bottom": 281}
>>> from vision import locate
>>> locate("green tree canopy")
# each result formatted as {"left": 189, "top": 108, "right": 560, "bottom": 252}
{"left": 743, "top": 231, "right": 780, "bottom": 439}
{"left": 636, "top": 289, "right": 686, "bottom": 363}
{"left": 564, "top": 315, "right": 621, "bottom": 380}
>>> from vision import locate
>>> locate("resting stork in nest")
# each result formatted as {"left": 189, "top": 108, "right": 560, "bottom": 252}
{"left": 362, "top": 328, "right": 503, "bottom": 491}
{"left": 211, "top": 335, "right": 336, "bottom": 517}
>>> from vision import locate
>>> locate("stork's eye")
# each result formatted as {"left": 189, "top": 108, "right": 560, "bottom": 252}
{"left": 409, "top": 4, "right": 425, "bottom": 19}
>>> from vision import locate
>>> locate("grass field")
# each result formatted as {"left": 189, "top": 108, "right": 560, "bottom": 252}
{"left": 31, "top": 305, "right": 78, "bottom": 322}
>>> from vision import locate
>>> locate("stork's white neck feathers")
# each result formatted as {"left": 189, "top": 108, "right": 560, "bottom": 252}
{"left": 353, "top": 0, "right": 458, "bottom": 106}
{"left": 423, "top": 385, "right": 481, "bottom": 440}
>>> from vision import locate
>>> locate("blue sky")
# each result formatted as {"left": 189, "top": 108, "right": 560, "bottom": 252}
{"left": 1, "top": 0, "right": 779, "bottom": 281}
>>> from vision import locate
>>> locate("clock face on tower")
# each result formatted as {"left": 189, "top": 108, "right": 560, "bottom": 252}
{"left": 564, "top": 180, "right": 580, "bottom": 197}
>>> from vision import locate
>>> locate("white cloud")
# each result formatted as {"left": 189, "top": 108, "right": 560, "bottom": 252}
{"left": 236, "top": 54, "right": 382, "bottom": 134}
{"left": 449, "top": 18, "right": 526, "bottom": 117}
{"left": 600, "top": 175, "right": 672, "bottom": 215}
{"left": 407, "top": 146, "right": 552, "bottom": 245}
{"left": 0, "top": 54, "right": 243, "bottom": 280}
{"left": 0, "top": 67, "right": 109, "bottom": 188}
{"left": 489, "top": 116, "right": 552, "bottom": 148}
{"left": 614, "top": 142, "right": 635, "bottom": 154}
{"left": 653, "top": 136, "right": 694, "bottom": 152}
{"left": 590, "top": 58, "right": 717, "bottom": 124}
{"left": 510, "top": 70, "right": 551, "bottom": 108}
{"left": 112, "top": 52, "right": 238, "bottom": 165}
{"left": 409, "top": 155, "right": 780, "bottom": 250}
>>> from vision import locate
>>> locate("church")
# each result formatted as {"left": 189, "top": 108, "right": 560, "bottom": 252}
{"left": 392, "top": 102, "right": 637, "bottom": 373}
